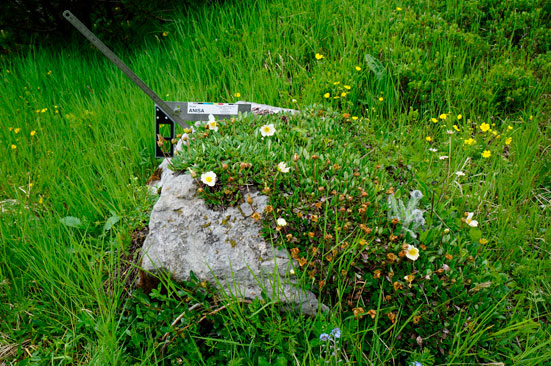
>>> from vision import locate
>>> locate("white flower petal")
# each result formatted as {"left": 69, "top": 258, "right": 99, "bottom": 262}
{"left": 200, "top": 171, "right": 217, "bottom": 187}
{"left": 277, "top": 162, "right": 290, "bottom": 173}
{"left": 405, "top": 244, "right": 420, "bottom": 261}
{"left": 260, "top": 124, "right": 276, "bottom": 137}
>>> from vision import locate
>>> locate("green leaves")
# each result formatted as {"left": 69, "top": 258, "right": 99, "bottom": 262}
{"left": 59, "top": 216, "right": 84, "bottom": 229}
{"left": 103, "top": 213, "right": 120, "bottom": 233}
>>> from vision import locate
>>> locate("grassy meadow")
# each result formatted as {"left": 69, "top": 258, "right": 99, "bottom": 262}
{"left": 1, "top": 0, "right": 551, "bottom": 364}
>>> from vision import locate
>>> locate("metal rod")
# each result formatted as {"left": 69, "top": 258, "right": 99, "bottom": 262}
{"left": 62, "top": 10, "right": 189, "bottom": 129}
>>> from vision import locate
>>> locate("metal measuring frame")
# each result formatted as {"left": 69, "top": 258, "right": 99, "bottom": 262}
{"left": 154, "top": 102, "right": 251, "bottom": 157}
{"left": 63, "top": 10, "right": 251, "bottom": 158}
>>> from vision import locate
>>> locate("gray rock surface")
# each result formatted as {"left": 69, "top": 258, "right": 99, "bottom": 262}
{"left": 142, "top": 102, "right": 327, "bottom": 315}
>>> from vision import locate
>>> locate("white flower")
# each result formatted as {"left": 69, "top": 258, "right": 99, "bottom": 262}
{"left": 200, "top": 171, "right": 217, "bottom": 187}
{"left": 429, "top": 148, "right": 438, "bottom": 152}
{"left": 276, "top": 218, "right": 287, "bottom": 227}
{"left": 207, "top": 114, "right": 218, "bottom": 132}
{"left": 260, "top": 124, "right": 276, "bottom": 137}
{"left": 465, "top": 212, "right": 478, "bottom": 227}
{"left": 446, "top": 130, "right": 454, "bottom": 135}
{"left": 455, "top": 171, "right": 465, "bottom": 176}
{"left": 405, "top": 244, "right": 420, "bottom": 261}
{"left": 439, "top": 155, "right": 449, "bottom": 160}
{"left": 277, "top": 162, "right": 290, "bottom": 173}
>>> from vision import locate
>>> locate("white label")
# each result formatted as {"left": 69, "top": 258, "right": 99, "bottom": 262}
{"left": 187, "top": 103, "right": 239, "bottom": 115}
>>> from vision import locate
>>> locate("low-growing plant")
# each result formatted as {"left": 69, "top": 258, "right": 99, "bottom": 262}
{"left": 166, "top": 107, "right": 517, "bottom": 363}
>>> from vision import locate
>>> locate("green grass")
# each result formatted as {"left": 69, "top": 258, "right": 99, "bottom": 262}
{"left": 1, "top": 0, "right": 550, "bottom": 364}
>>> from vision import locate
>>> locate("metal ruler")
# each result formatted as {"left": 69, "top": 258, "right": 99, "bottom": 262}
{"left": 62, "top": 10, "right": 190, "bottom": 130}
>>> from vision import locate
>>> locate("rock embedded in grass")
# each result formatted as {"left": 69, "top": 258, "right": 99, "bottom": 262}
{"left": 141, "top": 102, "right": 326, "bottom": 315}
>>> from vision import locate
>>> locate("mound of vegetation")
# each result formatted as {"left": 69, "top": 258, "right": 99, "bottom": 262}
{"left": 126, "top": 107, "right": 514, "bottom": 364}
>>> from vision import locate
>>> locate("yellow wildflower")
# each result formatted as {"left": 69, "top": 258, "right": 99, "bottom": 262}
{"left": 355, "top": 66, "right": 361, "bottom": 71}
{"left": 480, "top": 123, "right": 490, "bottom": 132}
{"left": 507, "top": 125, "right": 513, "bottom": 130}
{"left": 425, "top": 136, "right": 432, "bottom": 142}
{"left": 162, "top": 31, "right": 169, "bottom": 37}
{"left": 323, "top": 93, "right": 330, "bottom": 98}
{"left": 11, "top": 144, "right": 16, "bottom": 150}
{"left": 341, "top": 92, "right": 347, "bottom": 97}
{"left": 352, "top": 116, "right": 358, "bottom": 120}
{"left": 333, "top": 81, "right": 340, "bottom": 85}
{"left": 234, "top": 92, "right": 241, "bottom": 97}
{"left": 396, "top": 7, "right": 402, "bottom": 11}
{"left": 464, "top": 138, "right": 476, "bottom": 145}
{"left": 378, "top": 97, "right": 383, "bottom": 102}
{"left": 457, "top": 114, "right": 462, "bottom": 120}
{"left": 505, "top": 137, "right": 512, "bottom": 145}
{"left": 344, "top": 85, "right": 351, "bottom": 90}
{"left": 431, "top": 118, "right": 438, "bottom": 123}
{"left": 14, "top": 128, "right": 20, "bottom": 134}
{"left": 482, "top": 150, "right": 491, "bottom": 158}
{"left": 315, "top": 53, "right": 324, "bottom": 60}
{"left": 439, "top": 113, "right": 447, "bottom": 120}
{"left": 453, "top": 125, "right": 460, "bottom": 131}
{"left": 479, "top": 238, "right": 488, "bottom": 245}
{"left": 30, "top": 130, "right": 36, "bottom": 136}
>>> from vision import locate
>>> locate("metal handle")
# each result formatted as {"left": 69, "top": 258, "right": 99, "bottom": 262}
{"left": 63, "top": 10, "right": 189, "bottom": 129}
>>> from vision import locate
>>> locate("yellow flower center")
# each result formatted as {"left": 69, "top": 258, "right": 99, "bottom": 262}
{"left": 408, "top": 248, "right": 418, "bottom": 256}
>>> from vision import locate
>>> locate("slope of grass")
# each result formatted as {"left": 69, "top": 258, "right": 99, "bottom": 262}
{"left": 1, "top": 0, "right": 550, "bottom": 364}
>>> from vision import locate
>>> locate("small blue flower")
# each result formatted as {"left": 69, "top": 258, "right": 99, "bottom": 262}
{"left": 330, "top": 328, "right": 341, "bottom": 339}
{"left": 320, "top": 333, "right": 329, "bottom": 341}
{"left": 409, "top": 362, "right": 422, "bottom": 366}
